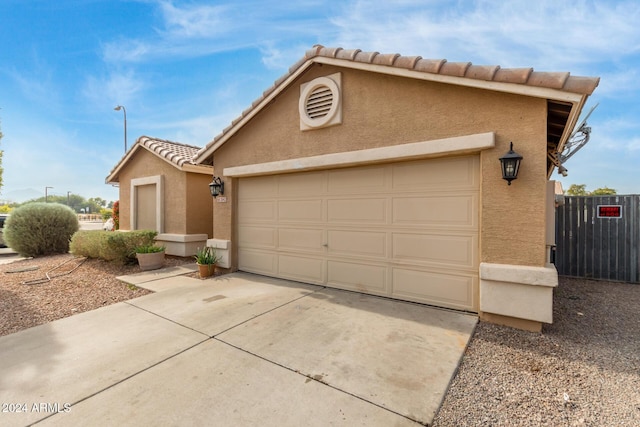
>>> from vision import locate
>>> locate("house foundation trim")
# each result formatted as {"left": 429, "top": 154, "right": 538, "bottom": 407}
{"left": 479, "top": 262, "right": 558, "bottom": 324}
{"left": 224, "top": 132, "right": 495, "bottom": 177}
{"left": 156, "top": 233, "right": 208, "bottom": 257}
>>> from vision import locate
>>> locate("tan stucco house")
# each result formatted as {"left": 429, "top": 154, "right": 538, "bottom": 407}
{"left": 106, "top": 136, "right": 214, "bottom": 256}
{"left": 190, "top": 45, "right": 599, "bottom": 331}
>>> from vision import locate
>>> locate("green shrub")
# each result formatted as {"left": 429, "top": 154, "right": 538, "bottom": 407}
{"left": 194, "top": 246, "right": 220, "bottom": 265}
{"left": 70, "top": 229, "right": 158, "bottom": 264}
{"left": 4, "top": 202, "right": 79, "bottom": 257}
{"left": 100, "top": 208, "right": 113, "bottom": 221}
{"left": 134, "top": 244, "right": 165, "bottom": 253}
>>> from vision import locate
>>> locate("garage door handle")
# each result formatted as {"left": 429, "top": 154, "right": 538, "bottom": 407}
{"left": 322, "top": 243, "right": 328, "bottom": 247}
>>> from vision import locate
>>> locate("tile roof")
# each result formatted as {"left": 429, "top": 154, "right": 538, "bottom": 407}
{"left": 299, "top": 45, "right": 600, "bottom": 94}
{"left": 106, "top": 136, "right": 211, "bottom": 184}
{"left": 137, "top": 136, "right": 201, "bottom": 167}
{"left": 195, "top": 45, "right": 599, "bottom": 164}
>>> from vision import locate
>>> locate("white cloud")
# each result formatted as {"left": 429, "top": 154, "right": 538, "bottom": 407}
{"left": 82, "top": 70, "right": 146, "bottom": 110}
{"left": 329, "top": 0, "right": 640, "bottom": 72}
{"left": 158, "top": 1, "right": 231, "bottom": 39}
{"left": 102, "top": 39, "right": 151, "bottom": 63}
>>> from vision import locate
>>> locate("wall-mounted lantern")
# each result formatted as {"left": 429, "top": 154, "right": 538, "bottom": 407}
{"left": 499, "top": 142, "right": 523, "bottom": 185}
{"left": 209, "top": 177, "right": 225, "bottom": 197}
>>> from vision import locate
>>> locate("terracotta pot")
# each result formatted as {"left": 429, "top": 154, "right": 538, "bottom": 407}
{"left": 198, "top": 263, "right": 216, "bottom": 278}
{"left": 136, "top": 251, "right": 165, "bottom": 271}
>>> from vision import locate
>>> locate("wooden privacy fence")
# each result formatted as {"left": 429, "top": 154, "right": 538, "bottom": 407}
{"left": 555, "top": 195, "right": 640, "bottom": 283}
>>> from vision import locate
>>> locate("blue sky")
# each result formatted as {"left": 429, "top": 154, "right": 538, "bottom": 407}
{"left": 1, "top": 0, "right": 638, "bottom": 203}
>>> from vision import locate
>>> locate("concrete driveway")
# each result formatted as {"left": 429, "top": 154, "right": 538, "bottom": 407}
{"left": 0, "top": 270, "right": 477, "bottom": 426}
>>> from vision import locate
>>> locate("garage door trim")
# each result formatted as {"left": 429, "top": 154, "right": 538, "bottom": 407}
{"left": 224, "top": 132, "right": 494, "bottom": 178}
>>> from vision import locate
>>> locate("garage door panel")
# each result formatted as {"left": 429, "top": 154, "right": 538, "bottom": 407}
{"left": 239, "top": 226, "right": 276, "bottom": 248}
{"left": 278, "top": 200, "right": 323, "bottom": 222}
{"left": 238, "top": 249, "right": 277, "bottom": 276}
{"left": 239, "top": 200, "right": 276, "bottom": 222}
{"left": 279, "top": 228, "right": 324, "bottom": 252}
{"left": 392, "top": 268, "right": 475, "bottom": 310}
{"left": 278, "top": 171, "right": 325, "bottom": 195}
{"left": 327, "top": 198, "right": 387, "bottom": 224}
{"left": 392, "top": 156, "right": 479, "bottom": 190}
{"left": 328, "top": 166, "right": 386, "bottom": 194}
{"left": 393, "top": 233, "right": 477, "bottom": 269}
{"left": 278, "top": 255, "right": 324, "bottom": 284}
{"left": 327, "top": 260, "right": 387, "bottom": 294}
{"left": 240, "top": 175, "right": 277, "bottom": 198}
{"left": 327, "top": 230, "right": 386, "bottom": 258}
{"left": 392, "top": 194, "right": 477, "bottom": 228}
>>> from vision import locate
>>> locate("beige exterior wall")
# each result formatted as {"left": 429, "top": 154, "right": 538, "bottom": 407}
{"left": 186, "top": 173, "right": 214, "bottom": 237}
{"left": 212, "top": 64, "right": 549, "bottom": 269}
{"left": 117, "top": 149, "right": 213, "bottom": 237}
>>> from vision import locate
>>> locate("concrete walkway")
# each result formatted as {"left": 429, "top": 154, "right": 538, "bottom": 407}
{"left": 0, "top": 268, "right": 477, "bottom": 426}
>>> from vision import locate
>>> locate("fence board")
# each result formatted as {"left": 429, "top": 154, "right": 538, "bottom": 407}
{"left": 556, "top": 195, "right": 640, "bottom": 283}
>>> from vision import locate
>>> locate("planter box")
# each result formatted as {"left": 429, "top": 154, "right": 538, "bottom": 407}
{"left": 197, "top": 263, "right": 216, "bottom": 278}
{"left": 137, "top": 251, "right": 165, "bottom": 271}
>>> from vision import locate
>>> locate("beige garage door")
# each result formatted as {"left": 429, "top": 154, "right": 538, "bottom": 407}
{"left": 237, "top": 155, "right": 479, "bottom": 311}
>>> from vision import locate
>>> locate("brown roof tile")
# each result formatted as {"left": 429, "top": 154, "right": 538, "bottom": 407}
{"left": 561, "top": 75, "right": 600, "bottom": 95}
{"left": 414, "top": 58, "right": 446, "bottom": 73}
{"left": 354, "top": 50, "right": 379, "bottom": 63}
{"left": 336, "top": 49, "right": 361, "bottom": 60}
{"left": 394, "top": 55, "right": 422, "bottom": 70}
{"left": 138, "top": 136, "right": 201, "bottom": 167}
{"left": 493, "top": 67, "right": 533, "bottom": 84}
{"left": 373, "top": 53, "right": 401, "bottom": 66}
{"left": 465, "top": 64, "right": 500, "bottom": 81}
{"left": 440, "top": 61, "right": 472, "bottom": 77}
{"left": 527, "top": 71, "right": 570, "bottom": 89}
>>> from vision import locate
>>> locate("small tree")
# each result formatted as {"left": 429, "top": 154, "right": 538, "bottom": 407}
{"left": 591, "top": 186, "right": 617, "bottom": 195}
{"left": 566, "top": 184, "right": 587, "bottom": 196}
{"left": 565, "top": 184, "right": 617, "bottom": 196}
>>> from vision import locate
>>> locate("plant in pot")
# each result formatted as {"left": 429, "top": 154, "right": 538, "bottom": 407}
{"left": 194, "top": 246, "right": 220, "bottom": 278}
{"left": 135, "top": 244, "right": 166, "bottom": 271}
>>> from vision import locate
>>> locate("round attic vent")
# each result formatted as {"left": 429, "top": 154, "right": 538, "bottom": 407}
{"left": 299, "top": 76, "right": 341, "bottom": 130}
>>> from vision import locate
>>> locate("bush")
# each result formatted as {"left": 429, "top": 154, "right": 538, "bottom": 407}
{"left": 112, "top": 200, "right": 120, "bottom": 230}
{"left": 100, "top": 208, "right": 113, "bottom": 221}
{"left": 4, "top": 202, "right": 79, "bottom": 257}
{"left": 70, "top": 229, "right": 157, "bottom": 264}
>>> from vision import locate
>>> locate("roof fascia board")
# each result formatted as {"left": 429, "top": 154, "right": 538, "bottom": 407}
{"left": 314, "top": 57, "right": 584, "bottom": 104}
{"left": 181, "top": 164, "right": 214, "bottom": 175}
{"left": 224, "top": 132, "right": 494, "bottom": 177}
{"left": 105, "top": 144, "right": 143, "bottom": 183}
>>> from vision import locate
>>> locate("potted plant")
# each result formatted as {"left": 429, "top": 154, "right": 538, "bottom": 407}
{"left": 194, "top": 246, "right": 220, "bottom": 278}
{"left": 135, "top": 244, "right": 166, "bottom": 271}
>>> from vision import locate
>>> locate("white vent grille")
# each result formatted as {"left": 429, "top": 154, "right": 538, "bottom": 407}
{"left": 299, "top": 73, "right": 342, "bottom": 131}
{"left": 305, "top": 86, "right": 333, "bottom": 119}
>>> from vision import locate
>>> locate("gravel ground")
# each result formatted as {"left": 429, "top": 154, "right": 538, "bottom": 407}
{"left": 1, "top": 255, "right": 638, "bottom": 425}
{"left": 0, "top": 253, "right": 192, "bottom": 337}
{"left": 433, "top": 277, "right": 640, "bottom": 427}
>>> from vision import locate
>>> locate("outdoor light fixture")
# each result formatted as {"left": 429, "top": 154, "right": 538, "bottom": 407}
{"left": 209, "top": 177, "right": 224, "bottom": 197}
{"left": 499, "top": 142, "right": 523, "bottom": 185}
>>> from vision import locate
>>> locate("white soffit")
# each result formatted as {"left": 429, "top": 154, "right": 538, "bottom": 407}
{"left": 224, "top": 132, "right": 494, "bottom": 177}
